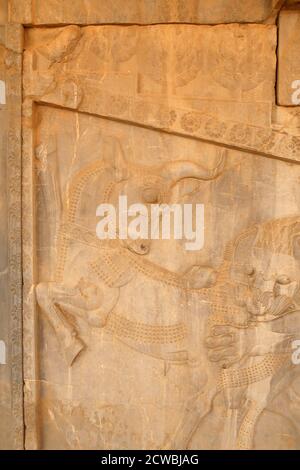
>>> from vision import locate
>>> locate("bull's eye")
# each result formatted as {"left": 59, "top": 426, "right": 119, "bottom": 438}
{"left": 142, "top": 188, "right": 159, "bottom": 204}
{"left": 276, "top": 275, "right": 291, "bottom": 285}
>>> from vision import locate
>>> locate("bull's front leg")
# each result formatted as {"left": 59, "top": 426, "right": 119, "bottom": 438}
{"left": 36, "top": 282, "right": 85, "bottom": 366}
{"left": 36, "top": 280, "right": 120, "bottom": 366}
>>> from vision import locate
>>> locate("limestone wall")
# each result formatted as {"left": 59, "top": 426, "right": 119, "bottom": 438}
{"left": 1, "top": 0, "right": 300, "bottom": 450}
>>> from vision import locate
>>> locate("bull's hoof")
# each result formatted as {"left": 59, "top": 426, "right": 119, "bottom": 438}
{"left": 64, "top": 336, "right": 85, "bottom": 366}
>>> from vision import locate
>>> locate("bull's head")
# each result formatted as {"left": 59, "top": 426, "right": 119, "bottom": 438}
{"left": 105, "top": 139, "right": 227, "bottom": 257}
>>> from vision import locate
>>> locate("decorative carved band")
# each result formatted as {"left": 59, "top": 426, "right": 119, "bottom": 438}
{"left": 106, "top": 312, "right": 187, "bottom": 345}
{"left": 0, "top": 23, "right": 24, "bottom": 450}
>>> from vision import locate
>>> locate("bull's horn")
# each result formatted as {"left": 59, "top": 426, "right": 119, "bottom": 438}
{"left": 107, "top": 138, "right": 129, "bottom": 182}
{"left": 160, "top": 148, "right": 227, "bottom": 182}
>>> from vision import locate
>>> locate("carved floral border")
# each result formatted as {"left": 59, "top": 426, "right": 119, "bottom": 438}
{"left": 0, "top": 23, "right": 24, "bottom": 450}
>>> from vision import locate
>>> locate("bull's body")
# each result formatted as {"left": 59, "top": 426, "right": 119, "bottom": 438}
{"left": 36, "top": 140, "right": 226, "bottom": 365}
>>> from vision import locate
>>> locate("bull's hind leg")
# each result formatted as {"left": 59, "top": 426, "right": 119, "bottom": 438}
{"left": 36, "top": 282, "right": 85, "bottom": 366}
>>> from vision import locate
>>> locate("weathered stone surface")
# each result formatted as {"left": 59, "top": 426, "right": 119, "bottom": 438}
{"left": 8, "top": 0, "right": 276, "bottom": 25}
{"left": 22, "top": 102, "right": 300, "bottom": 450}
{"left": 25, "top": 25, "right": 300, "bottom": 163}
{"left": 0, "top": 0, "right": 8, "bottom": 24}
{"left": 0, "top": 24, "right": 23, "bottom": 450}
{"left": 278, "top": 10, "right": 300, "bottom": 105}
{"left": 24, "top": 24, "right": 277, "bottom": 105}
{"left": 20, "top": 15, "right": 300, "bottom": 450}
{"left": 0, "top": 0, "right": 300, "bottom": 452}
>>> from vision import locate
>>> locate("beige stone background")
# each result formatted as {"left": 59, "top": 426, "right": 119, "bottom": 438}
{"left": 1, "top": 0, "right": 300, "bottom": 450}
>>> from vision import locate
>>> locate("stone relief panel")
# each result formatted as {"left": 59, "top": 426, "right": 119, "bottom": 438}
{"left": 22, "top": 103, "right": 300, "bottom": 449}
{"left": 17, "top": 7, "right": 300, "bottom": 451}
{"left": 23, "top": 24, "right": 300, "bottom": 163}
{"left": 24, "top": 24, "right": 276, "bottom": 125}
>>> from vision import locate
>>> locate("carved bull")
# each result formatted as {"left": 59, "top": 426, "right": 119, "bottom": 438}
{"left": 36, "top": 137, "right": 226, "bottom": 366}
